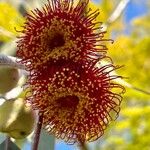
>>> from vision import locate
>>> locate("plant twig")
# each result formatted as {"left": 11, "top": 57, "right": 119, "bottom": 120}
{"left": 5, "top": 136, "right": 10, "bottom": 150}
{"left": 97, "top": 61, "right": 150, "bottom": 95}
{"left": 32, "top": 112, "right": 43, "bottom": 150}
{"left": 102, "top": 0, "right": 131, "bottom": 31}
{"left": 79, "top": 142, "right": 88, "bottom": 150}
{"left": 107, "top": 0, "right": 130, "bottom": 24}
{"left": 0, "top": 54, "right": 26, "bottom": 70}
{"left": 117, "top": 78, "right": 150, "bottom": 95}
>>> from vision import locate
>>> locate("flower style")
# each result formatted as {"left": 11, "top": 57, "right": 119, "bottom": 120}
{"left": 26, "top": 61, "right": 124, "bottom": 143}
{"left": 17, "top": 0, "right": 109, "bottom": 71}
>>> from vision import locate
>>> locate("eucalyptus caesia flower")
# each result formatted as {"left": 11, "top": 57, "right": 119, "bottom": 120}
{"left": 17, "top": 0, "right": 124, "bottom": 144}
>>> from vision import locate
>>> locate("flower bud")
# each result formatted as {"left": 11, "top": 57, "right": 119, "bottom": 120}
{"left": 0, "top": 66, "right": 19, "bottom": 94}
{"left": 0, "top": 98, "right": 35, "bottom": 139}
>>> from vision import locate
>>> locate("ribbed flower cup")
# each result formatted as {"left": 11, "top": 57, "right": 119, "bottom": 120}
{"left": 16, "top": 0, "right": 125, "bottom": 145}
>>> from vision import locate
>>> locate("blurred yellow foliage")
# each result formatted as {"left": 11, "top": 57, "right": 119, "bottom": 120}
{"left": 0, "top": 2, "right": 24, "bottom": 41}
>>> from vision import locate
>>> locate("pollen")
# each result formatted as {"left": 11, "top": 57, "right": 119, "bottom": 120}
{"left": 16, "top": 0, "right": 125, "bottom": 144}
{"left": 17, "top": 0, "right": 108, "bottom": 71}
{"left": 26, "top": 61, "right": 125, "bottom": 143}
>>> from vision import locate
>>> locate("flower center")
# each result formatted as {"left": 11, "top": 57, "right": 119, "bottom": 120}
{"left": 56, "top": 95, "right": 79, "bottom": 109}
{"left": 48, "top": 33, "right": 65, "bottom": 49}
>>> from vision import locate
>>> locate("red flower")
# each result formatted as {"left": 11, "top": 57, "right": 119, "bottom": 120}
{"left": 16, "top": 0, "right": 125, "bottom": 144}
{"left": 17, "top": 0, "right": 109, "bottom": 71}
{"left": 26, "top": 61, "right": 124, "bottom": 143}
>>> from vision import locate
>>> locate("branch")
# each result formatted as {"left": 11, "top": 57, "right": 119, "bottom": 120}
{"left": 107, "top": 0, "right": 130, "bottom": 24}
{"left": 32, "top": 113, "right": 43, "bottom": 150}
{"left": 117, "top": 78, "right": 150, "bottom": 95}
{"left": 0, "top": 54, "right": 26, "bottom": 70}
{"left": 5, "top": 137, "right": 10, "bottom": 150}
{"left": 97, "top": 61, "right": 150, "bottom": 95}
{"left": 102, "top": 0, "right": 131, "bottom": 31}
{"left": 79, "top": 142, "right": 88, "bottom": 150}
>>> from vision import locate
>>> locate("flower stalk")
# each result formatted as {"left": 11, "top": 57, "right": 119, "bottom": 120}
{"left": 5, "top": 136, "right": 10, "bottom": 150}
{"left": 32, "top": 113, "right": 43, "bottom": 150}
{"left": 80, "top": 142, "right": 88, "bottom": 150}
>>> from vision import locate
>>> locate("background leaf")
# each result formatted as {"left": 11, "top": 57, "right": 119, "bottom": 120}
{"left": 0, "top": 2, "right": 24, "bottom": 42}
